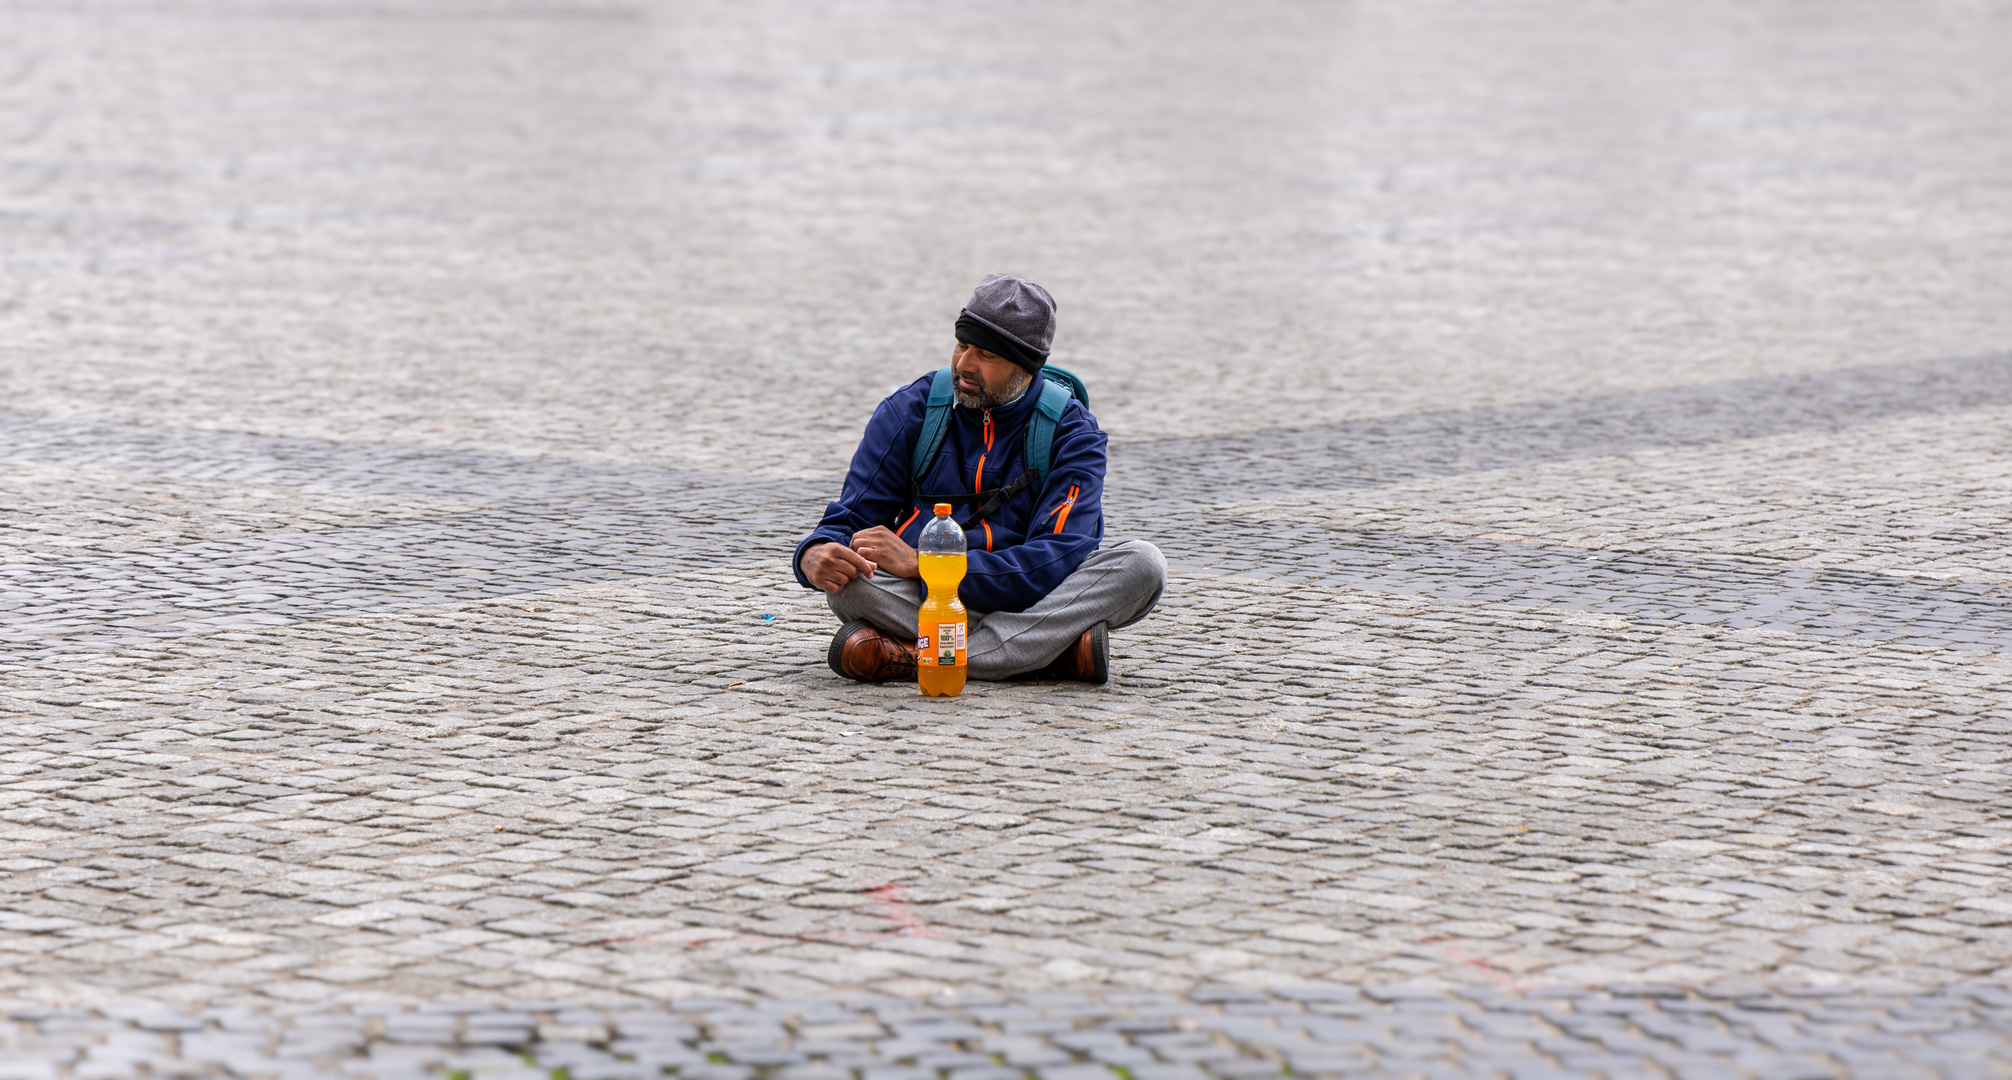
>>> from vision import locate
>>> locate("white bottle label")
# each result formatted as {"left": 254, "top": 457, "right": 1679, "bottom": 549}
{"left": 938, "top": 622, "right": 963, "bottom": 665}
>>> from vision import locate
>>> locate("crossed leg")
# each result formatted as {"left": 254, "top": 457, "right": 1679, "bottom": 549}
{"left": 826, "top": 539, "right": 1167, "bottom": 679}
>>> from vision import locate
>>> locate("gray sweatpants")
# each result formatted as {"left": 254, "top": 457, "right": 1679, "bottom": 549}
{"left": 827, "top": 539, "right": 1167, "bottom": 679}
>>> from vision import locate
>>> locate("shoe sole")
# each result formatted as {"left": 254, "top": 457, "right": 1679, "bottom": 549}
{"left": 1085, "top": 621, "right": 1110, "bottom": 685}
{"left": 829, "top": 618, "right": 876, "bottom": 680}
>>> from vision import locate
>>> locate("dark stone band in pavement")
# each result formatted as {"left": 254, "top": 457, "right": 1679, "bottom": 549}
{"left": 6, "top": 354, "right": 2012, "bottom": 658}
{"left": 0, "top": 412, "right": 748, "bottom": 505}
{"left": 1201, "top": 522, "right": 2012, "bottom": 654}
{"left": 1108, "top": 353, "right": 2012, "bottom": 507}
{"left": 7, "top": 352, "right": 2005, "bottom": 508}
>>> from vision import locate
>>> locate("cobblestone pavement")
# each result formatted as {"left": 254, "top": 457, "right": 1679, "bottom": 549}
{"left": 6, "top": 988, "right": 2012, "bottom": 1080}
{"left": 5, "top": 0, "right": 2012, "bottom": 1076}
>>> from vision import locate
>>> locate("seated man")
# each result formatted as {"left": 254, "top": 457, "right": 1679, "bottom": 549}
{"left": 795, "top": 275, "right": 1166, "bottom": 684}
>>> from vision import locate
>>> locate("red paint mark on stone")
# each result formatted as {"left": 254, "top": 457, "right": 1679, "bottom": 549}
{"left": 863, "top": 882, "right": 943, "bottom": 937}
{"left": 1417, "top": 934, "right": 1521, "bottom": 989}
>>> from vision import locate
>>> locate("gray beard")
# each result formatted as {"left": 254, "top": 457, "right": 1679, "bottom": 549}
{"left": 954, "top": 370, "right": 1032, "bottom": 410}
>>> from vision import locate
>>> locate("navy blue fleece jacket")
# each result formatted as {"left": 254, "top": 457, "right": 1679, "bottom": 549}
{"left": 793, "top": 371, "right": 1107, "bottom": 613}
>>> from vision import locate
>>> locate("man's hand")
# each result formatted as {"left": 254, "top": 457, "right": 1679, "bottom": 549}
{"left": 801, "top": 541, "right": 876, "bottom": 594}
{"left": 851, "top": 526, "right": 919, "bottom": 579}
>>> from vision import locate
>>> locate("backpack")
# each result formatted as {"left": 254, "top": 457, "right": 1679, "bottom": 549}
{"left": 907, "top": 365, "right": 1089, "bottom": 523}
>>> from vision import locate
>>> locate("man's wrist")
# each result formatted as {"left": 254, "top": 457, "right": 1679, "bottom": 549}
{"left": 798, "top": 538, "right": 834, "bottom": 575}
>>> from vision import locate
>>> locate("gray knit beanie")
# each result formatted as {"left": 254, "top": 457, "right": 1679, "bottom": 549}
{"left": 954, "top": 274, "right": 1057, "bottom": 374}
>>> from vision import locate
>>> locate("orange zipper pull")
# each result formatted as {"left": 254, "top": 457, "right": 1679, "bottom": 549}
{"left": 976, "top": 410, "right": 992, "bottom": 492}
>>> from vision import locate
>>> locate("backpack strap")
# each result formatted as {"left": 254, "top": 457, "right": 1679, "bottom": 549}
{"left": 1024, "top": 377, "right": 1072, "bottom": 489}
{"left": 1040, "top": 364, "right": 1088, "bottom": 409}
{"left": 908, "top": 366, "right": 957, "bottom": 486}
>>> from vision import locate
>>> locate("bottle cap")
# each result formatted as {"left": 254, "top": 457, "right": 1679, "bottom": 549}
{"left": 935, "top": 503, "right": 952, "bottom": 515}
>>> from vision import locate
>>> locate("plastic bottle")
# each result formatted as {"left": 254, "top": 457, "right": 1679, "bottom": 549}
{"left": 916, "top": 502, "right": 968, "bottom": 697}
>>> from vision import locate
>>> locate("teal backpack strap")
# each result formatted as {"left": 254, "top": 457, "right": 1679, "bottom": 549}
{"left": 1025, "top": 377, "right": 1072, "bottom": 489}
{"left": 1040, "top": 364, "right": 1088, "bottom": 409}
{"left": 909, "top": 367, "right": 957, "bottom": 485}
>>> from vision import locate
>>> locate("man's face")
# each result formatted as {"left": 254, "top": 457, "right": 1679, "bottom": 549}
{"left": 951, "top": 341, "right": 1032, "bottom": 409}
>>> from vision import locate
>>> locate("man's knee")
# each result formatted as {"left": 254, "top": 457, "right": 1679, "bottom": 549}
{"left": 1106, "top": 539, "right": 1167, "bottom": 591}
{"left": 826, "top": 575, "right": 878, "bottom": 622}
{"left": 827, "top": 574, "right": 918, "bottom": 636}
{"left": 824, "top": 581, "right": 857, "bottom": 620}
{"left": 1097, "top": 539, "right": 1165, "bottom": 630}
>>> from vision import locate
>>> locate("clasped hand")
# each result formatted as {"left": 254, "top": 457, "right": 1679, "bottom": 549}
{"left": 800, "top": 526, "right": 919, "bottom": 593}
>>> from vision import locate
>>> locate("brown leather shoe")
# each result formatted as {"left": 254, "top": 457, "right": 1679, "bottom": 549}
{"left": 828, "top": 619, "right": 917, "bottom": 682}
{"left": 1048, "top": 622, "right": 1109, "bottom": 684}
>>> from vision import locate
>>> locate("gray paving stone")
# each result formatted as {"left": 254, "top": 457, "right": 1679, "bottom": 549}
{"left": 1, "top": 0, "right": 2011, "bottom": 1077}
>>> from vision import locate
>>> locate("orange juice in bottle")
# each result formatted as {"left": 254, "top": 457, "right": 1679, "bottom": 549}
{"left": 916, "top": 502, "right": 967, "bottom": 697}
